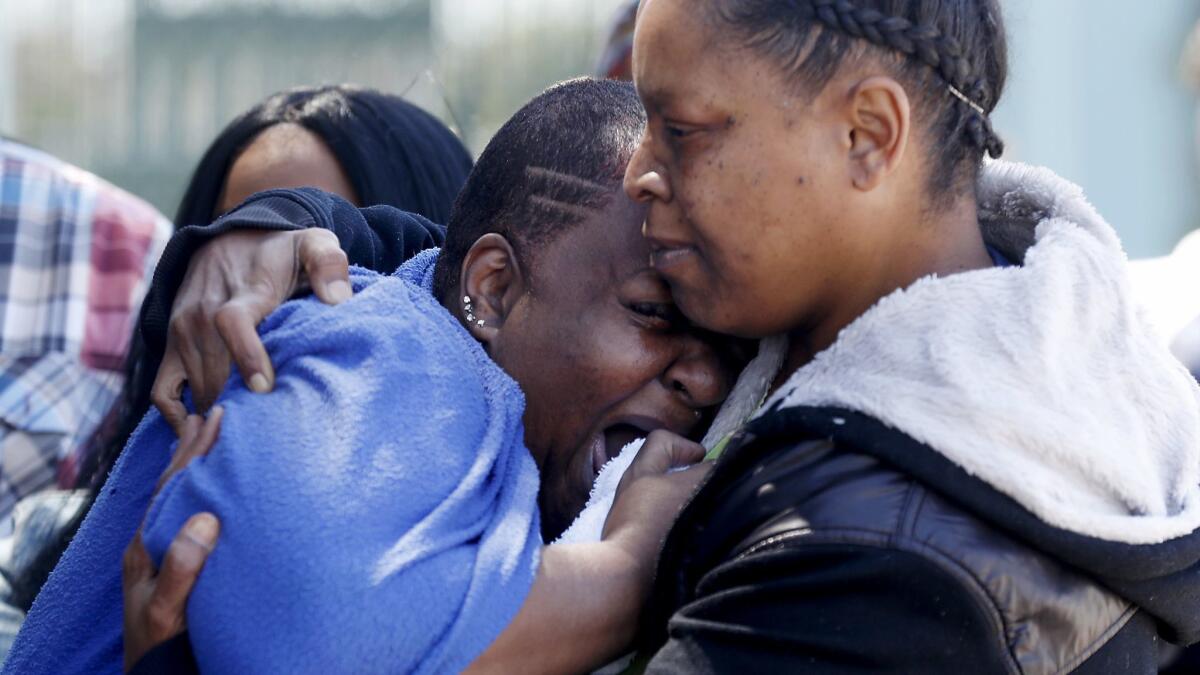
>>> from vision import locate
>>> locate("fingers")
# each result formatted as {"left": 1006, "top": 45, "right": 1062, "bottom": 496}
{"left": 628, "top": 430, "right": 706, "bottom": 477}
{"left": 122, "top": 531, "right": 155, "bottom": 592}
{"left": 297, "top": 229, "right": 351, "bottom": 305}
{"left": 664, "top": 461, "right": 714, "bottom": 491}
{"left": 178, "top": 414, "right": 204, "bottom": 447}
{"left": 190, "top": 324, "right": 232, "bottom": 415}
{"left": 192, "top": 406, "right": 223, "bottom": 454}
{"left": 214, "top": 300, "right": 276, "bottom": 393}
{"left": 602, "top": 435, "right": 711, "bottom": 555}
{"left": 147, "top": 513, "right": 219, "bottom": 634}
{"left": 169, "top": 307, "right": 217, "bottom": 411}
{"left": 151, "top": 349, "right": 191, "bottom": 436}
{"left": 155, "top": 229, "right": 346, "bottom": 428}
{"left": 158, "top": 408, "right": 223, "bottom": 494}
{"left": 175, "top": 408, "right": 223, "bottom": 467}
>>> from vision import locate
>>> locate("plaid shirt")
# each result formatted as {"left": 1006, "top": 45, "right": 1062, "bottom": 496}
{"left": 0, "top": 140, "right": 170, "bottom": 516}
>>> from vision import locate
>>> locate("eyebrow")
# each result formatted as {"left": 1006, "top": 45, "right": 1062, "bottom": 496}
{"left": 636, "top": 83, "right": 672, "bottom": 110}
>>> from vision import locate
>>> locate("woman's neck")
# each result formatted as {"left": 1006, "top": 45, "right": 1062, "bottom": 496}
{"left": 771, "top": 195, "right": 993, "bottom": 394}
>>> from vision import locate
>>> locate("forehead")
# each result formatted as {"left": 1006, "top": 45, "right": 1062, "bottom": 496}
{"left": 220, "top": 123, "right": 353, "bottom": 213}
{"left": 632, "top": 0, "right": 736, "bottom": 109}
{"left": 232, "top": 123, "right": 337, "bottom": 176}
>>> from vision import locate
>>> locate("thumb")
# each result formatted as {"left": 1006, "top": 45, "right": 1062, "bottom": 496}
{"left": 296, "top": 229, "right": 351, "bottom": 305}
{"left": 628, "top": 430, "right": 705, "bottom": 477}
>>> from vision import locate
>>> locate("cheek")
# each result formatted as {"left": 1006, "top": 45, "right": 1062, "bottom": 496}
{"left": 529, "top": 321, "right": 666, "bottom": 520}
{"left": 672, "top": 152, "right": 827, "bottom": 335}
{"left": 508, "top": 310, "right": 650, "bottom": 448}
{"left": 678, "top": 136, "right": 796, "bottom": 263}
{"left": 565, "top": 321, "right": 663, "bottom": 405}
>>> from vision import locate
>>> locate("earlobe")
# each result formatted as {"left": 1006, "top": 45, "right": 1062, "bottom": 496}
{"left": 457, "top": 233, "right": 525, "bottom": 342}
{"left": 846, "top": 76, "right": 910, "bottom": 192}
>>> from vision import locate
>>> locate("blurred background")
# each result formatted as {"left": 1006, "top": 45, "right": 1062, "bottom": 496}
{"left": 1, "top": 0, "right": 1197, "bottom": 257}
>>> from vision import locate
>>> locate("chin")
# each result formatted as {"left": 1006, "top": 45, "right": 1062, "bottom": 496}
{"left": 673, "top": 284, "right": 724, "bottom": 326}
{"left": 672, "top": 276, "right": 765, "bottom": 335}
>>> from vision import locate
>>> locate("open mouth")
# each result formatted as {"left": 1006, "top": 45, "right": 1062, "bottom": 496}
{"left": 590, "top": 421, "right": 659, "bottom": 480}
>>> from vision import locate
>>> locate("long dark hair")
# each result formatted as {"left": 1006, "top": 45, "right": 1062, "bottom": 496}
{"left": 15, "top": 85, "right": 472, "bottom": 611}
{"left": 176, "top": 84, "right": 472, "bottom": 226}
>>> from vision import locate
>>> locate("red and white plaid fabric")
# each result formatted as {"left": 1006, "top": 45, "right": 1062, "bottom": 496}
{"left": 0, "top": 139, "right": 170, "bottom": 512}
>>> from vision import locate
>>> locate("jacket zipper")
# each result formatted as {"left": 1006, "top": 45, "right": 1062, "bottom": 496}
{"left": 734, "top": 528, "right": 812, "bottom": 560}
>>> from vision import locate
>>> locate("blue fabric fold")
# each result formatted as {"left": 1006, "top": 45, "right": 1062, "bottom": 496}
{"left": 5, "top": 249, "right": 541, "bottom": 674}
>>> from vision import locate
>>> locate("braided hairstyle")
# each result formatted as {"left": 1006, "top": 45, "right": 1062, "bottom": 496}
{"left": 706, "top": 0, "right": 1007, "bottom": 200}
{"left": 432, "top": 78, "right": 646, "bottom": 301}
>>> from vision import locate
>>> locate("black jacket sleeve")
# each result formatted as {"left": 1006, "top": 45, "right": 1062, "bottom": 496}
{"left": 644, "top": 541, "right": 1012, "bottom": 675}
{"left": 138, "top": 188, "right": 446, "bottom": 372}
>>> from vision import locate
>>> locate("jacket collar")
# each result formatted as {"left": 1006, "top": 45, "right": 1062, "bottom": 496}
{"left": 760, "top": 161, "right": 1200, "bottom": 545}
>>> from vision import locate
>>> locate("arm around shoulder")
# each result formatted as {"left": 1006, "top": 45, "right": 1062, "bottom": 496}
{"left": 139, "top": 188, "right": 444, "bottom": 375}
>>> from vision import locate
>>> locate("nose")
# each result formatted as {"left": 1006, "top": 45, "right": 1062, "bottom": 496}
{"left": 623, "top": 135, "right": 671, "bottom": 204}
{"left": 662, "top": 334, "right": 732, "bottom": 412}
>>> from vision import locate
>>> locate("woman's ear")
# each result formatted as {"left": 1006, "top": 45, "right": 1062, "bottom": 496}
{"left": 844, "top": 75, "right": 910, "bottom": 192}
{"left": 457, "top": 233, "right": 526, "bottom": 343}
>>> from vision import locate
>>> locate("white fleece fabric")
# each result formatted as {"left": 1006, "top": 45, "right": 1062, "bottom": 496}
{"left": 554, "top": 439, "right": 644, "bottom": 544}
{"left": 701, "top": 335, "right": 789, "bottom": 449}
{"left": 762, "top": 160, "right": 1200, "bottom": 545}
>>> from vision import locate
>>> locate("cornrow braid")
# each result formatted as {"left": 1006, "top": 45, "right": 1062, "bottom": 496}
{"left": 431, "top": 78, "right": 646, "bottom": 301}
{"left": 708, "top": 0, "right": 1008, "bottom": 197}
{"left": 791, "top": 0, "right": 974, "bottom": 86}
{"left": 794, "top": 0, "right": 1003, "bottom": 158}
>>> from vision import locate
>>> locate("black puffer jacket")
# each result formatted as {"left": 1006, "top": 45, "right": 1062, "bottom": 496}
{"left": 637, "top": 406, "right": 1190, "bottom": 674}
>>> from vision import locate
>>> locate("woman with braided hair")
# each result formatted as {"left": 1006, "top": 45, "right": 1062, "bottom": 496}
{"left": 616, "top": 0, "right": 1200, "bottom": 672}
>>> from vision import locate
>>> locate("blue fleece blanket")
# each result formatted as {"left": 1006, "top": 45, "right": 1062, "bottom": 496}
{"left": 4, "top": 249, "right": 541, "bottom": 674}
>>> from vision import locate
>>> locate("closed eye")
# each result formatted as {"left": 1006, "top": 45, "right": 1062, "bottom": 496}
{"left": 665, "top": 124, "right": 699, "bottom": 140}
{"left": 630, "top": 302, "right": 684, "bottom": 330}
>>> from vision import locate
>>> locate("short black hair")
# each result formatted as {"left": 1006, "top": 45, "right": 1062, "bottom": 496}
{"left": 705, "top": 0, "right": 1007, "bottom": 201}
{"left": 432, "top": 77, "right": 646, "bottom": 301}
{"left": 175, "top": 84, "right": 474, "bottom": 227}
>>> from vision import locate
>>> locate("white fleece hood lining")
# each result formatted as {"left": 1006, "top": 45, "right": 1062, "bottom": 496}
{"left": 761, "top": 161, "right": 1200, "bottom": 545}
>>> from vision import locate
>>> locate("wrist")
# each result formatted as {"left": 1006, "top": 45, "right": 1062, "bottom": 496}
{"left": 601, "top": 531, "right": 659, "bottom": 601}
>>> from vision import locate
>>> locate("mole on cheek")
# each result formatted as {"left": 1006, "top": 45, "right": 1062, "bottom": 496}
{"left": 797, "top": 176, "right": 806, "bottom": 185}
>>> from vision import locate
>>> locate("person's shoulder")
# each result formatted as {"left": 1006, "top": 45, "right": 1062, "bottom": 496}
{"left": 251, "top": 262, "right": 493, "bottom": 409}
{"left": 259, "top": 265, "right": 437, "bottom": 338}
{"left": 687, "top": 409, "right": 911, "bottom": 568}
{"left": 669, "top": 405, "right": 1140, "bottom": 674}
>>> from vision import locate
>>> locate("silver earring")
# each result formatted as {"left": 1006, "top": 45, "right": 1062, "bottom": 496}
{"left": 463, "top": 296, "right": 485, "bottom": 327}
